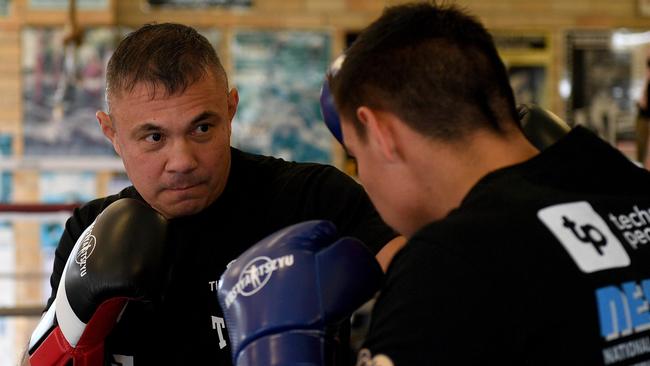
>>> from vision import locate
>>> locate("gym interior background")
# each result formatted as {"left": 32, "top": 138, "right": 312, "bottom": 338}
{"left": 1, "top": 0, "right": 650, "bottom": 362}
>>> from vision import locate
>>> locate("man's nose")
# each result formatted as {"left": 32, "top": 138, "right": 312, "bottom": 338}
{"left": 165, "top": 139, "right": 198, "bottom": 174}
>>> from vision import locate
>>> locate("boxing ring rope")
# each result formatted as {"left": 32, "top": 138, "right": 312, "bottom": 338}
{"left": 0, "top": 204, "right": 77, "bottom": 222}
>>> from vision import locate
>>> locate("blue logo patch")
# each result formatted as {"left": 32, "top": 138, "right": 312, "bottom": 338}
{"left": 596, "top": 278, "right": 650, "bottom": 341}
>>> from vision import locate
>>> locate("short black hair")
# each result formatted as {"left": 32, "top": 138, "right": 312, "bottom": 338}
{"left": 331, "top": 2, "right": 519, "bottom": 141}
{"left": 106, "top": 23, "right": 227, "bottom": 106}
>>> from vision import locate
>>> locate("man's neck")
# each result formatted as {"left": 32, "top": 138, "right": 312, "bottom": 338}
{"left": 408, "top": 128, "right": 539, "bottom": 229}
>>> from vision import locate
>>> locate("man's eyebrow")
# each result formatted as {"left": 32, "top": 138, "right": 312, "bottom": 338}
{"left": 132, "top": 122, "right": 164, "bottom": 137}
{"left": 189, "top": 111, "right": 221, "bottom": 125}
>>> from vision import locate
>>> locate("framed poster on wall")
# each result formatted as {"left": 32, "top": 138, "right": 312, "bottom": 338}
{"left": 566, "top": 31, "right": 636, "bottom": 145}
{"left": 493, "top": 33, "right": 552, "bottom": 108}
{"left": 39, "top": 172, "right": 96, "bottom": 203}
{"left": 22, "top": 27, "right": 117, "bottom": 156}
{"left": 231, "top": 30, "right": 332, "bottom": 164}
{"left": 508, "top": 65, "right": 547, "bottom": 106}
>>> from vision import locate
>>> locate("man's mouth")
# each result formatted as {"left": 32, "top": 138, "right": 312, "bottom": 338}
{"left": 166, "top": 182, "right": 202, "bottom": 191}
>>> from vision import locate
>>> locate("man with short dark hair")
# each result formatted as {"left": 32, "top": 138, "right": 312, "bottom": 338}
{"left": 33, "top": 23, "right": 402, "bottom": 365}
{"left": 327, "top": 3, "right": 650, "bottom": 365}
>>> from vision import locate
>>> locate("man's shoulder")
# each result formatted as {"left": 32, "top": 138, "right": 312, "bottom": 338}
{"left": 398, "top": 198, "right": 547, "bottom": 275}
{"left": 233, "top": 148, "right": 335, "bottom": 170}
{"left": 523, "top": 126, "right": 650, "bottom": 190}
{"left": 232, "top": 148, "right": 346, "bottom": 183}
{"left": 76, "top": 186, "right": 142, "bottom": 221}
{"left": 404, "top": 171, "right": 650, "bottom": 273}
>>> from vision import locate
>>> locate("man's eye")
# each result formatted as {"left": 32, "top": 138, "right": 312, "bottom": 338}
{"left": 145, "top": 133, "right": 162, "bottom": 143}
{"left": 195, "top": 124, "right": 210, "bottom": 134}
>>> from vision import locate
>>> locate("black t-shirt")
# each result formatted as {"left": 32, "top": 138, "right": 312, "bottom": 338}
{"left": 46, "top": 148, "right": 395, "bottom": 365}
{"left": 361, "top": 127, "right": 650, "bottom": 365}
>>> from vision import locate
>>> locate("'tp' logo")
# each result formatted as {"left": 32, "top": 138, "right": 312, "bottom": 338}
{"left": 538, "top": 201, "right": 630, "bottom": 273}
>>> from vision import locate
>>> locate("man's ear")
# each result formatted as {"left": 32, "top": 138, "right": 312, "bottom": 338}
{"left": 227, "top": 88, "right": 239, "bottom": 123}
{"left": 356, "top": 106, "right": 399, "bottom": 162}
{"left": 96, "top": 111, "right": 121, "bottom": 156}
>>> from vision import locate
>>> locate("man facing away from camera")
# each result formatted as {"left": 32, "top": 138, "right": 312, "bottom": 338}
{"left": 327, "top": 3, "right": 650, "bottom": 365}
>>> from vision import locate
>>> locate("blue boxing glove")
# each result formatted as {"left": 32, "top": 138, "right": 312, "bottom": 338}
{"left": 320, "top": 54, "right": 345, "bottom": 144}
{"left": 217, "top": 220, "right": 383, "bottom": 366}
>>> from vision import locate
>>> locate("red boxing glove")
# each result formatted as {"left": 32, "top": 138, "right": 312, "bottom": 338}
{"left": 28, "top": 198, "right": 168, "bottom": 366}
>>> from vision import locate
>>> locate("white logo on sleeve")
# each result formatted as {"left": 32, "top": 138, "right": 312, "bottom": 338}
{"left": 538, "top": 201, "right": 630, "bottom": 273}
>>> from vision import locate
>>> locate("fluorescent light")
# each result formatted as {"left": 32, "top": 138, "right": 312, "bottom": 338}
{"left": 612, "top": 31, "right": 650, "bottom": 49}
